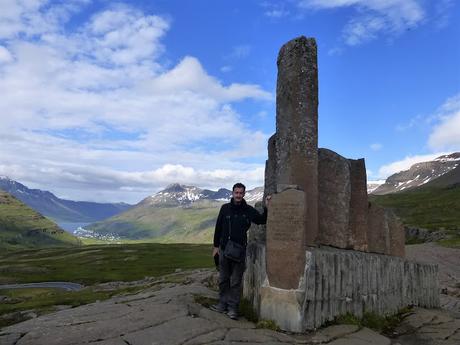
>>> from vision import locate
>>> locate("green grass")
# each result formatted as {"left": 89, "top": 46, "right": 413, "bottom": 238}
{"left": 437, "top": 235, "right": 460, "bottom": 249}
{"left": 0, "top": 243, "right": 214, "bottom": 285}
{"left": 0, "top": 191, "right": 81, "bottom": 251}
{"left": 370, "top": 185, "right": 460, "bottom": 230}
{"left": 0, "top": 243, "right": 214, "bottom": 327}
{"left": 331, "top": 307, "right": 413, "bottom": 335}
{"left": 0, "top": 286, "right": 149, "bottom": 328}
{"left": 87, "top": 200, "right": 221, "bottom": 243}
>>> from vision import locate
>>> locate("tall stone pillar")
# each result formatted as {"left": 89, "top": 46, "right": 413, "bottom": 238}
{"left": 348, "top": 158, "right": 369, "bottom": 251}
{"left": 275, "top": 36, "right": 319, "bottom": 246}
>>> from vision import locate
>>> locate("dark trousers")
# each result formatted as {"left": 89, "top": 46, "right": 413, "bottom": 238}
{"left": 218, "top": 252, "right": 245, "bottom": 311}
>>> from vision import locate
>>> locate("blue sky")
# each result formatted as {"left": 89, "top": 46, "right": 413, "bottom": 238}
{"left": 0, "top": 0, "right": 459, "bottom": 203}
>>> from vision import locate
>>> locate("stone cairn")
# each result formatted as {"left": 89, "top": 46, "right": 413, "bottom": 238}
{"left": 244, "top": 36, "right": 439, "bottom": 332}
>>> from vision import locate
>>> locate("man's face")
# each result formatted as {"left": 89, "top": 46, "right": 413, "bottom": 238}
{"left": 232, "top": 187, "right": 245, "bottom": 203}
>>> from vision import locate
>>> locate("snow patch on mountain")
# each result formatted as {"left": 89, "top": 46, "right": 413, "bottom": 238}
{"left": 372, "top": 152, "right": 460, "bottom": 195}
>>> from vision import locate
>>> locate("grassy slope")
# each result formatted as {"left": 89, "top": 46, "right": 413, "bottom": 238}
{"left": 88, "top": 200, "right": 221, "bottom": 243}
{"left": 0, "top": 243, "right": 213, "bottom": 285}
{"left": 370, "top": 185, "right": 460, "bottom": 230}
{"left": 0, "top": 191, "right": 80, "bottom": 251}
{"left": 0, "top": 243, "right": 214, "bottom": 327}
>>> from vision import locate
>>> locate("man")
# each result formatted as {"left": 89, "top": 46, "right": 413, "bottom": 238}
{"left": 211, "top": 182, "right": 270, "bottom": 320}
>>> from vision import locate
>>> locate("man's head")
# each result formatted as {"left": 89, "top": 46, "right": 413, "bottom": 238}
{"left": 232, "top": 182, "right": 246, "bottom": 204}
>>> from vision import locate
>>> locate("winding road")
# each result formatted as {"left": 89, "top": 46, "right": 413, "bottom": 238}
{"left": 0, "top": 282, "right": 83, "bottom": 291}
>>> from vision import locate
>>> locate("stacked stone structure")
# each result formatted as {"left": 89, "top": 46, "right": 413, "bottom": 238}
{"left": 244, "top": 36, "right": 439, "bottom": 332}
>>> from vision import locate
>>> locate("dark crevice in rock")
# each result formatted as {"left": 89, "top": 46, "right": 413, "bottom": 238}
{"left": 446, "top": 327, "right": 460, "bottom": 340}
{"left": 177, "top": 326, "right": 220, "bottom": 345}
{"left": 12, "top": 332, "right": 27, "bottom": 345}
{"left": 115, "top": 293, "right": 157, "bottom": 305}
{"left": 55, "top": 320, "right": 97, "bottom": 327}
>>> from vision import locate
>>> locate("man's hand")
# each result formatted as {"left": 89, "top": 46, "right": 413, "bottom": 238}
{"left": 212, "top": 247, "right": 219, "bottom": 257}
{"left": 265, "top": 195, "right": 272, "bottom": 207}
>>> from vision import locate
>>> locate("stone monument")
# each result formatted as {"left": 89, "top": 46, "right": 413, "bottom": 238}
{"left": 244, "top": 36, "right": 439, "bottom": 332}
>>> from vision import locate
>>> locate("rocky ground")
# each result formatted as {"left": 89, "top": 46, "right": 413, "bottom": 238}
{"left": 406, "top": 242, "right": 460, "bottom": 316}
{"left": 1, "top": 243, "right": 459, "bottom": 345}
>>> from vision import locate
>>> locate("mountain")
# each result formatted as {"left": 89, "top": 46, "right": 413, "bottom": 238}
{"left": 139, "top": 183, "right": 263, "bottom": 207}
{"left": 367, "top": 180, "right": 385, "bottom": 194}
{"left": 0, "top": 176, "right": 132, "bottom": 222}
{"left": 371, "top": 153, "right": 460, "bottom": 195}
{"left": 85, "top": 184, "right": 264, "bottom": 243}
{"left": 140, "top": 183, "right": 231, "bottom": 207}
{"left": 0, "top": 190, "right": 80, "bottom": 250}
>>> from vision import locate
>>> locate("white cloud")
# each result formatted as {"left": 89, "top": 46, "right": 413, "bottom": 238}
{"left": 220, "top": 65, "right": 232, "bottom": 73}
{"left": 428, "top": 93, "right": 460, "bottom": 151}
{"left": 377, "top": 152, "right": 449, "bottom": 178}
{"left": 230, "top": 45, "right": 251, "bottom": 59}
{"left": 0, "top": 2, "right": 272, "bottom": 203}
{"left": 261, "top": 2, "right": 290, "bottom": 18}
{"left": 299, "top": 0, "right": 425, "bottom": 45}
{"left": 370, "top": 143, "right": 383, "bottom": 151}
{"left": 0, "top": 45, "right": 13, "bottom": 63}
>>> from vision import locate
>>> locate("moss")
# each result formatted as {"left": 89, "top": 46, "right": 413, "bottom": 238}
{"left": 256, "top": 319, "right": 280, "bottom": 331}
{"left": 437, "top": 235, "right": 460, "bottom": 249}
{"left": 238, "top": 297, "right": 259, "bottom": 323}
{"left": 193, "top": 295, "right": 218, "bottom": 308}
{"left": 330, "top": 306, "right": 413, "bottom": 335}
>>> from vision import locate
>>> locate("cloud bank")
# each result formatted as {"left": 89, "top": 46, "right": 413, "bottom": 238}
{"left": 0, "top": 1, "right": 272, "bottom": 203}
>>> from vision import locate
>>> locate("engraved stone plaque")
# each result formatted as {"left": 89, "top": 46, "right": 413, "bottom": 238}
{"left": 266, "top": 189, "right": 306, "bottom": 289}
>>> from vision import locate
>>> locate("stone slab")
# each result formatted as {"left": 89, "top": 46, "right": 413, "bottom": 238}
{"left": 387, "top": 210, "right": 405, "bottom": 257}
{"left": 318, "top": 148, "right": 351, "bottom": 249}
{"left": 259, "top": 285, "right": 303, "bottom": 332}
{"left": 122, "top": 316, "right": 218, "bottom": 345}
{"left": 266, "top": 188, "right": 306, "bottom": 289}
{"left": 275, "top": 36, "right": 318, "bottom": 246}
{"left": 367, "top": 202, "right": 390, "bottom": 254}
{"left": 348, "top": 158, "right": 369, "bottom": 252}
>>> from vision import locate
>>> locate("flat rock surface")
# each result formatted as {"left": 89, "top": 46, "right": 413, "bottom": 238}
{"left": 406, "top": 242, "right": 460, "bottom": 315}
{"left": 1, "top": 265, "right": 459, "bottom": 345}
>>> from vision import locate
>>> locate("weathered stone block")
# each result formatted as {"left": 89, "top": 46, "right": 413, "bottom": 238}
{"left": 348, "top": 158, "right": 369, "bottom": 251}
{"left": 275, "top": 36, "right": 318, "bottom": 246}
{"left": 260, "top": 286, "right": 304, "bottom": 332}
{"left": 387, "top": 210, "right": 405, "bottom": 257}
{"left": 367, "top": 202, "right": 390, "bottom": 254}
{"left": 318, "top": 148, "right": 352, "bottom": 249}
{"left": 266, "top": 188, "right": 306, "bottom": 289}
{"left": 244, "top": 244, "right": 439, "bottom": 332}
{"left": 264, "top": 134, "right": 277, "bottom": 204}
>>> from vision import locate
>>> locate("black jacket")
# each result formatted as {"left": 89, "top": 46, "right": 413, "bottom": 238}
{"left": 213, "top": 198, "right": 267, "bottom": 249}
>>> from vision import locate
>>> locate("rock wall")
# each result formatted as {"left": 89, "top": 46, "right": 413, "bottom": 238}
{"left": 244, "top": 242, "right": 439, "bottom": 332}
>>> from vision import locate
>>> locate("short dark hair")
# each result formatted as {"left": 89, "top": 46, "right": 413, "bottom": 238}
{"left": 232, "top": 182, "right": 246, "bottom": 192}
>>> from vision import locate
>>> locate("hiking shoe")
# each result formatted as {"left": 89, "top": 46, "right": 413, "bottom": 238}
{"left": 210, "top": 303, "right": 227, "bottom": 313}
{"left": 227, "top": 309, "right": 238, "bottom": 320}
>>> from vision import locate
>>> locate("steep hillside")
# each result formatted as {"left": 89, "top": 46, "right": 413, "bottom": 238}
{"left": 87, "top": 200, "right": 221, "bottom": 243}
{"left": 85, "top": 184, "right": 264, "bottom": 243}
{"left": 139, "top": 183, "right": 263, "bottom": 207}
{"left": 372, "top": 153, "right": 460, "bottom": 195}
{"left": 0, "top": 176, "right": 132, "bottom": 222}
{"left": 370, "top": 184, "right": 460, "bottom": 230}
{"left": 0, "top": 191, "right": 81, "bottom": 250}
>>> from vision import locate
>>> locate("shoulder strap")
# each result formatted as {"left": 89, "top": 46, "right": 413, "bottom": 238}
{"left": 228, "top": 206, "right": 232, "bottom": 240}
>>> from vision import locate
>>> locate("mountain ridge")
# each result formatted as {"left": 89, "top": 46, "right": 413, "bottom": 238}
{"left": 0, "top": 190, "right": 80, "bottom": 250}
{"left": 371, "top": 153, "right": 460, "bottom": 195}
{"left": 0, "top": 176, "right": 132, "bottom": 222}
